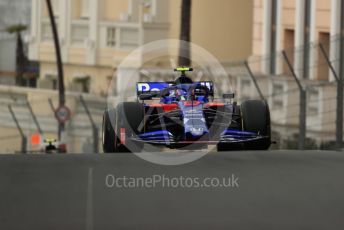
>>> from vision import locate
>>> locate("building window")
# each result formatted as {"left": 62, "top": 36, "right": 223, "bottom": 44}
{"left": 142, "top": 0, "right": 154, "bottom": 22}
{"left": 119, "top": 28, "right": 139, "bottom": 49}
{"left": 81, "top": 0, "right": 90, "bottom": 19}
{"left": 307, "top": 89, "right": 320, "bottom": 115}
{"left": 71, "top": 21, "right": 89, "bottom": 44}
{"left": 106, "top": 28, "right": 116, "bottom": 47}
{"left": 52, "top": 0, "right": 59, "bottom": 17}
{"left": 272, "top": 83, "right": 284, "bottom": 109}
{"left": 45, "top": 74, "right": 58, "bottom": 90}
{"left": 73, "top": 75, "right": 91, "bottom": 93}
{"left": 41, "top": 20, "right": 53, "bottom": 41}
{"left": 317, "top": 32, "right": 330, "bottom": 81}
{"left": 283, "top": 29, "right": 295, "bottom": 73}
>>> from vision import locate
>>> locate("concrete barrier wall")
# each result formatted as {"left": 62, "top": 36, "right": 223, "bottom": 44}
{"left": 0, "top": 85, "right": 109, "bottom": 153}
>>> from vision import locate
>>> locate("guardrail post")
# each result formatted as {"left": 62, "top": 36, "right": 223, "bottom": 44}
{"left": 8, "top": 105, "right": 27, "bottom": 153}
{"left": 27, "top": 101, "right": 43, "bottom": 135}
{"left": 244, "top": 61, "right": 265, "bottom": 101}
{"left": 282, "top": 51, "right": 307, "bottom": 150}
{"left": 48, "top": 98, "right": 59, "bottom": 137}
{"left": 336, "top": 79, "right": 343, "bottom": 150}
{"left": 319, "top": 43, "right": 343, "bottom": 150}
{"left": 92, "top": 126, "right": 99, "bottom": 153}
{"left": 80, "top": 96, "right": 99, "bottom": 153}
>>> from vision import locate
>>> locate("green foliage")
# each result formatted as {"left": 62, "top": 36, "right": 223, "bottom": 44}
{"left": 284, "top": 134, "right": 318, "bottom": 150}
{"left": 320, "top": 141, "right": 337, "bottom": 151}
{"left": 5, "top": 24, "right": 28, "bottom": 34}
{"left": 73, "top": 76, "right": 91, "bottom": 93}
{"left": 73, "top": 76, "right": 90, "bottom": 84}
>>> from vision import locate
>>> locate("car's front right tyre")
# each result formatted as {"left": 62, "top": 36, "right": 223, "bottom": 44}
{"left": 102, "top": 109, "right": 117, "bottom": 153}
{"left": 241, "top": 100, "right": 271, "bottom": 150}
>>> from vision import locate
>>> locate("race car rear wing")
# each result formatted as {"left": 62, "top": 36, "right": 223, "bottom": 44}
{"left": 136, "top": 81, "right": 214, "bottom": 97}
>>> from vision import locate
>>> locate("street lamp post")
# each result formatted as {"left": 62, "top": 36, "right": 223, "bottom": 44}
{"left": 178, "top": 0, "right": 192, "bottom": 66}
{"left": 336, "top": 0, "right": 344, "bottom": 150}
{"left": 46, "top": 0, "right": 67, "bottom": 152}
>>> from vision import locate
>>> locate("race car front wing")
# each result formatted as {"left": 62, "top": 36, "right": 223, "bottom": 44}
{"left": 130, "top": 129, "right": 269, "bottom": 146}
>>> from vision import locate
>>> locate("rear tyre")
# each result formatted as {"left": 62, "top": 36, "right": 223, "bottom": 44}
{"left": 115, "top": 102, "right": 145, "bottom": 153}
{"left": 241, "top": 100, "right": 271, "bottom": 150}
{"left": 102, "top": 109, "right": 117, "bottom": 153}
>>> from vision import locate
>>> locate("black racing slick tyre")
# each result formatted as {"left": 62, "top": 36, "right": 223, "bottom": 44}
{"left": 217, "top": 104, "right": 243, "bottom": 152}
{"left": 115, "top": 102, "right": 145, "bottom": 153}
{"left": 102, "top": 109, "right": 117, "bottom": 153}
{"left": 241, "top": 100, "right": 271, "bottom": 150}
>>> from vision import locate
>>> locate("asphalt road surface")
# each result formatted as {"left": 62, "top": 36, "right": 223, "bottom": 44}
{"left": 0, "top": 151, "right": 344, "bottom": 230}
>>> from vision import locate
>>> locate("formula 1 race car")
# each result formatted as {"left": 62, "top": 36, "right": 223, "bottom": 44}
{"left": 102, "top": 67, "right": 271, "bottom": 153}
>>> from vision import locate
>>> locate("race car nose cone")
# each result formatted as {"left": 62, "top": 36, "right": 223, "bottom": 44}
{"left": 190, "top": 127, "right": 205, "bottom": 136}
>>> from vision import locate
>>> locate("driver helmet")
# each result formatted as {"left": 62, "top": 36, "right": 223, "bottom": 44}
{"left": 176, "top": 89, "right": 187, "bottom": 101}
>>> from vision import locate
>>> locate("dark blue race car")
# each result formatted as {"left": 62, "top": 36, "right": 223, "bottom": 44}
{"left": 102, "top": 68, "right": 271, "bottom": 152}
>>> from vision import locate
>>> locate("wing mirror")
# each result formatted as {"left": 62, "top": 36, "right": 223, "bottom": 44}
{"left": 223, "top": 93, "right": 235, "bottom": 99}
{"left": 139, "top": 94, "right": 153, "bottom": 100}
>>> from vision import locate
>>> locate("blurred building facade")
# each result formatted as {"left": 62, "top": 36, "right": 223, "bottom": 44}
{"left": 28, "top": 0, "right": 253, "bottom": 96}
{"left": 245, "top": 0, "right": 343, "bottom": 147}
{"left": 252, "top": 0, "right": 338, "bottom": 79}
{"left": 0, "top": 0, "right": 32, "bottom": 85}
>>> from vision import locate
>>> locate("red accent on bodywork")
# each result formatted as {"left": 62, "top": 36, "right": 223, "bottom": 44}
{"left": 183, "top": 101, "right": 201, "bottom": 107}
{"left": 149, "top": 104, "right": 163, "bottom": 108}
{"left": 149, "top": 104, "right": 178, "bottom": 112}
{"left": 120, "top": 128, "right": 126, "bottom": 145}
{"left": 162, "top": 104, "right": 178, "bottom": 112}
{"left": 58, "top": 144, "right": 67, "bottom": 153}
{"left": 204, "top": 102, "right": 225, "bottom": 108}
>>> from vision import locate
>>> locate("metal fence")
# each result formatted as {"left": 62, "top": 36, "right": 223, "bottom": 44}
{"left": 0, "top": 86, "right": 107, "bottom": 154}
{"left": 220, "top": 35, "right": 343, "bottom": 150}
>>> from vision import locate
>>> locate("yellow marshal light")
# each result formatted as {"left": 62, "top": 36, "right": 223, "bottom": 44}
{"left": 174, "top": 67, "right": 193, "bottom": 72}
{"left": 44, "top": 138, "right": 57, "bottom": 144}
